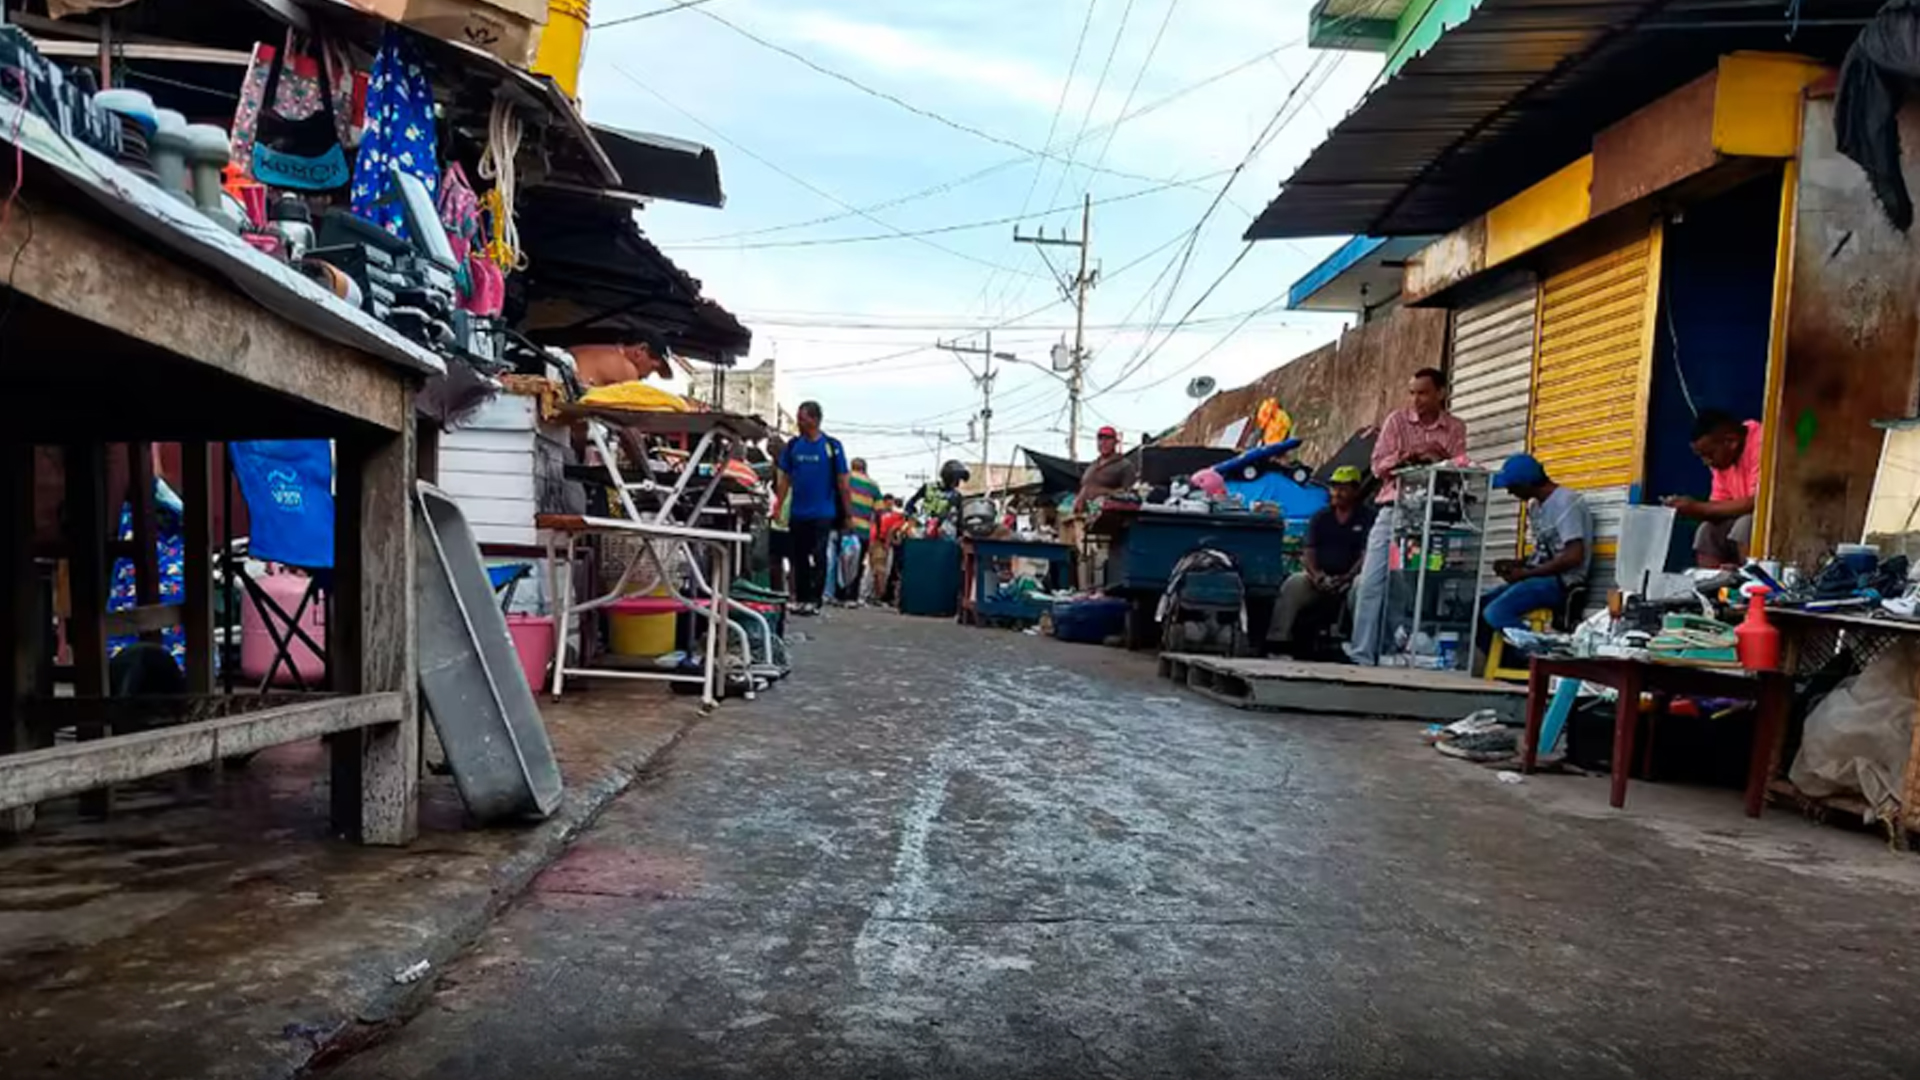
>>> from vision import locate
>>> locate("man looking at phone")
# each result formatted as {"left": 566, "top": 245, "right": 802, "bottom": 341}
{"left": 1345, "top": 368, "right": 1469, "bottom": 665}
{"left": 1479, "top": 453, "right": 1590, "bottom": 656}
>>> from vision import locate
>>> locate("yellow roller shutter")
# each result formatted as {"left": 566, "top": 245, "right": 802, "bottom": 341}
{"left": 1528, "top": 230, "right": 1661, "bottom": 490}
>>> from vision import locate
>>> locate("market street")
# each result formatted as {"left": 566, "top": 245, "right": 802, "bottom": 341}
{"left": 328, "top": 611, "right": 1920, "bottom": 1080}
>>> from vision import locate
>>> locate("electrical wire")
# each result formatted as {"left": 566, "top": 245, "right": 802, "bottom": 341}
{"left": 669, "top": 169, "right": 1225, "bottom": 251}
{"left": 591, "top": 0, "right": 720, "bottom": 30}
{"left": 1089, "top": 0, "right": 1179, "bottom": 180}
{"left": 685, "top": 4, "right": 1186, "bottom": 187}
{"left": 676, "top": 39, "right": 1297, "bottom": 246}
{"left": 611, "top": 66, "right": 1046, "bottom": 281}
{"left": 1046, "top": 0, "right": 1136, "bottom": 212}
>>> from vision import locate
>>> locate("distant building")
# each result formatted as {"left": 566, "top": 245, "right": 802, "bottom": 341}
{"left": 960, "top": 463, "right": 1040, "bottom": 497}
{"left": 688, "top": 358, "right": 778, "bottom": 426}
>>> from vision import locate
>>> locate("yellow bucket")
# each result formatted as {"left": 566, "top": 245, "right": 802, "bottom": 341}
{"left": 533, "top": 0, "right": 591, "bottom": 99}
{"left": 608, "top": 595, "right": 679, "bottom": 657}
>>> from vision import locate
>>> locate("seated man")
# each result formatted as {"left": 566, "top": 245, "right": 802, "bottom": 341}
{"left": 1480, "top": 454, "right": 1590, "bottom": 655}
{"left": 1665, "top": 410, "right": 1762, "bottom": 567}
{"left": 1267, "top": 466, "right": 1374, "bottom": 658}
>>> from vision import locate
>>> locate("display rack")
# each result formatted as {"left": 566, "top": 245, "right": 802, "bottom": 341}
{"left": 1382, "top": 465, "right": 1492, "bottom": 671}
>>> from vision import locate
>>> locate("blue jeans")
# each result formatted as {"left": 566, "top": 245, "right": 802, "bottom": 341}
{"left": 1478, "top": 576, "right": 1567, "bottom": 653}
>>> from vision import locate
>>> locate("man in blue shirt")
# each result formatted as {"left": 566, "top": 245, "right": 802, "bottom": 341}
{"left": 776, "top": 400, "right": 853, "bottom": 614}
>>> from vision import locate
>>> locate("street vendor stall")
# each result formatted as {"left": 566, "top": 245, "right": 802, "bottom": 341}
{"left": 0, "top": 87, "right": 438, "bottom": 844}
{"left": 1086, "top": 504, "right": 1291, "bottom": 649}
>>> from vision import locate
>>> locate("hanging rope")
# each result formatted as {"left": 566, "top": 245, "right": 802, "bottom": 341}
{"left": 477, "top": 93, "right": 526, "bottom": 270}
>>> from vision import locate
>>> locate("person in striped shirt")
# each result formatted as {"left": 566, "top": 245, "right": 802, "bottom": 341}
{"left": 837, "top": 458, "right": 884, "bottom": 603}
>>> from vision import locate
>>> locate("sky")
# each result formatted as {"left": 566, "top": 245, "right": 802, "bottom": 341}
{"left": 574, "top": 0, "right": 1383, "bottom": 494}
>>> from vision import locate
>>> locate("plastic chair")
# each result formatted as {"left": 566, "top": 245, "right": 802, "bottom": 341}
{"left": 1484, "top": 586, "right": 1588, "bottom": 682}
{"left": 228, "top": 440, "right": 334, "bottom": 692}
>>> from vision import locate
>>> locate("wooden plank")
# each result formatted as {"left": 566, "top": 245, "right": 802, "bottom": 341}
{"left": 1162, "top": 655, "right": 1524, "bottom": 723}
{"left": 439, "top": 428, "right": 535, "bottom": 455}
{"left": 331, "top": 416, "right": 420, "bottom": 846}
{"left": 62, "top": 443, "right": 110, "bottom": 817}
{"left": 3, "top": 443, "right": 38, "bottom": 832}
{"left": 438, "top": 471, "right": 538, "bottom": 502}
{"left": 180, "top": 441, "right": 213, "bottom": 694}
{"left": 101, "top": 603, "right": 183, "bottom": 638}
{"left": 0, "top": 197, "right": 407, "bottom": 432}
{"left": 23, "top": 692, "right": 315, "bottom": 731}
{"left": 0, "top": 694, "right": 404, "bottom": 810}
{"left": 439, "top": 447, "right": 536, "bottom": 475}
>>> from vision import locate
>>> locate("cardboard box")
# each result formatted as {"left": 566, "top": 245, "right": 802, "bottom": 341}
{"left": 344, "top": 0, "right": 547, "bottom": 68}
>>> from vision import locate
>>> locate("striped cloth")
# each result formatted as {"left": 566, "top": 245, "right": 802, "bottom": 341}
{"left": 847, "top": 473, "right": 882, "bottom": 538}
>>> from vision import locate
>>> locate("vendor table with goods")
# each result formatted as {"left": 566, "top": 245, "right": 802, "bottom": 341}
{"left": 959, "top": 538, "right": 1074, "bottom": 627}
{"left": 1519, "top": 656, "right": 1792, "bottom": 816}
{"left": 1086, "top": 504, "right": 1291, "bottom": 648}
{"left": 0, "top": 100, "right": 441, "bottom": 844}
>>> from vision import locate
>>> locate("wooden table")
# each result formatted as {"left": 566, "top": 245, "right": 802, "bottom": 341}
{"left": 1521, "top": 656, "right": 1792, "bottom": 817}
{"left": 0, "top": 99, "right": 439, "bottom": 844}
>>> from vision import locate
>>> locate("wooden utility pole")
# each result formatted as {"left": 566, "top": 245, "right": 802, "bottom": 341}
{"left": 1015, "top": 194, "right": 1097, "bottom": 460}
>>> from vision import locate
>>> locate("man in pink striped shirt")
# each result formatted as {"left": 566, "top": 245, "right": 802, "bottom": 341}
{"left": 1345, "top": 367, "right": 1470, "bottom": 665}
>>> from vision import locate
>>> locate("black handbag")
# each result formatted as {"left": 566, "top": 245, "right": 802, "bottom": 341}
{"left": 249, "top": 33, "right": 349, "bottom": 192}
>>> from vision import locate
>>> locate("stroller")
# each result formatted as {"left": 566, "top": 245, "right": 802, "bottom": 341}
{"left": 1157, "top": 546, "right": 1249, "bottom": 658}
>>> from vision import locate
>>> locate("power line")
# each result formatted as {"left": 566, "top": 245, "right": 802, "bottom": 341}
{"left": 1091, "top": 242, "right": 1257, "bottom": 399}
{"left": 1089, "top": 0, "right": 1179, "bottom": 179}
{"left": 609, "top": 66, "right": 1046, "bottom": 282}
{"left": 1111, "top": 289, "right": 1294, "bottom": 399}
{"left": 1047, "top": 0, "right": 1136, "bottom": 212}
{"left": 669, "top": 170, "right": 1222, "bottom": 251}
{"left": 674, "top": 39, "right": 1296, "bottom": 246}
{"left": 684, "top": 4, "right": 1186, "bottom": 188}
{"left": 590, "top": 0, "right": 719, "bottom": 30}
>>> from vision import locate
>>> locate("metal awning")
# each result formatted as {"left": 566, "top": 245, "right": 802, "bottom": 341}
{"left": 589, "top": 125, "right": 725, "bottom": 208}
{"left": 515, "top": 190, "right": 751, "bottom": 364}
{"left": 1247, "top": 0, "right": 1881, "bottom": 240}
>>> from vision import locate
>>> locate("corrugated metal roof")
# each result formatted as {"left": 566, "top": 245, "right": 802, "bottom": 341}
{"left": 1248, "top": 0, "right": 1879, "bottom": 240}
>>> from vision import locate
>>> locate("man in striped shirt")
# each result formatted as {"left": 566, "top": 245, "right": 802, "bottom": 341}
{"left": 836, "top": 458, "right": 884, "bottom": 603}
{"left": 1344, "top": 367, "right": 1469, "bottom": 666}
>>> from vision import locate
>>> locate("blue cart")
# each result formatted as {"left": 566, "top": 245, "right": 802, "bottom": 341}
{"left": 960, "top": 538, "right": 1075, "bottom": 627}
{"left": 1087, "top": 506, "right": 1292, "bottom": 648}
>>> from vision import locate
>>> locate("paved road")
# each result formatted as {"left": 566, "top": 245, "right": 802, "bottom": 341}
{"left": 330, "top": 611, "right": 1920, "bottom": 1079}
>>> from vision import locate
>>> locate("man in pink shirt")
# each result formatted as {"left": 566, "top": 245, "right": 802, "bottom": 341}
{"left": 1345, "top": 367, "right": 1470, "bottom": 665}
{"left": 1666, "top": 410, "right": 1762, "bottom": 567}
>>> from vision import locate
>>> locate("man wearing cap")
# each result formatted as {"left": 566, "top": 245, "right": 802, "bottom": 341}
{"left": 1346, "top": 368, "right": 1469, "bottom": 665}
{"left": 1267, "top": 465, "right": 1375, "bottom": 658}
{"left": 1075, "top": 426, "right": 1139, "bottom": 513}
{"left": 1481, "top": 453, "right": 1590, "bottom": 653}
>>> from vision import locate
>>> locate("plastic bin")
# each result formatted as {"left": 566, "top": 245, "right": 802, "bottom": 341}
{"left": 505, "top": 614, "right": 554, "bottom": 693}
{"left": 608, "top": 595, "right": 681, "bottom": 656}
{"left": 1052, "top": 597, "right": 1129, "bottom": 644}
{"left": 239, "top": 570, "right": 326, "bottom": 686}
{"left": 899, "top": 538, "right": 962, "bottom": 617}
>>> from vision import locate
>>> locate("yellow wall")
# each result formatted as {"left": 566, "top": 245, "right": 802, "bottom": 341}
{"left": 1485, "top": 158, "right": 1593, "bottom": 268}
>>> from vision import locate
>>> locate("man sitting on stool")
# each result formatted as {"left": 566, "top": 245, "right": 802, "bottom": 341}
{"left": 1665, "top": 410, "right": 1762, "bottom": 567}
{"left": 1480, "top": 454, "right": 1591, "bottom": 657}
{"left": 1267, "top": 466, "right": 1374, "bottom": 659}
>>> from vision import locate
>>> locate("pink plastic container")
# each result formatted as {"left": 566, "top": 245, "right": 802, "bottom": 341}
{"left": 240, "top": 571, "right": 327, "bottom": 686}
{"left": 506, "top": 614, "right": 555, "bottom": 693}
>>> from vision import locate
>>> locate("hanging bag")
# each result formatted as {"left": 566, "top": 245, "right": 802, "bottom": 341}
{"left": 249, "top": 31, "right": 350, "bottom": 192}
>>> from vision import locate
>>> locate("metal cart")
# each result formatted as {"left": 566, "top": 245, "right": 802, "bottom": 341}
{"left": 1382, "top": 465, "right": 1492, "bottom": 671}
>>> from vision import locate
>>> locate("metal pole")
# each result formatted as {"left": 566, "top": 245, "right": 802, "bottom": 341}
{"left": 980, "top": 331, "right": 993, "bottom": 501}
{"left": 1069, "top": 193, "right": 1091, "bottom": 462}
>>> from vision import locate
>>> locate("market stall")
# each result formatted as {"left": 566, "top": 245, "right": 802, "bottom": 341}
{"left": 0, "top": 78, "right": 438, "bottom": 843}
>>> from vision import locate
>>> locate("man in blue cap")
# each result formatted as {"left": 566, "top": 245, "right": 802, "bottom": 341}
{"left": 1482, "top": 453, "right": 1590, "bottom": 653}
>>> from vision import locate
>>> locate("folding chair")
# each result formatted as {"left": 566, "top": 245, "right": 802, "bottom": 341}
{"left": 227, "top": 440, "right": 335, "bottom": 693}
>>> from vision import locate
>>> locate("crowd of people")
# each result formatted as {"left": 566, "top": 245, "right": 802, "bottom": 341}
{"left": 1266, "top": 367, "right": 1764, "bottom": 668}
{"left": 766, "top": 400, "right": 969, "bottom": 617}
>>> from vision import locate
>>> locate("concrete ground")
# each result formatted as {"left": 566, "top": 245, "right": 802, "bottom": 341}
{"left": 322, "top": 610, "right": 1920, "bottom": 1080}
{"left": 0, "top": 685, "right": 702, "bottom": 1080}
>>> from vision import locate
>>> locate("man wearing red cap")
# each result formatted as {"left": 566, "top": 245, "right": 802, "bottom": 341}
{"left": 1074, "top": 426, "right": 1139, "bottom": 514}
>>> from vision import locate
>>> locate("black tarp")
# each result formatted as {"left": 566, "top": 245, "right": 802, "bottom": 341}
{"left": 1840, "top": 0, "right": 1920, "bottom": 231}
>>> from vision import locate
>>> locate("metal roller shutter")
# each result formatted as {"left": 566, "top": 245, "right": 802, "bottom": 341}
{"left": 1448, "top": 280, "right": 1537, "bottom": 589}
{"left": 1528, "top": 229, "right": 1662, "bottom": 608}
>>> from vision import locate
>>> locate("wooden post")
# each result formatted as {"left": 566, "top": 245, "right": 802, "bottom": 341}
{"left": 129, "top": 442, "right": 158, "bottom": 618}
{"left": 3, "top": 443, "right": 38, "bottom": 833}
{"left": 329, "top": 413, "right": 419, "bottom": 845}
{"left": 63, "top": 443, "right": 111, "bottom": 818}
{"left": 180, "top": 442, "right": 213, "bottom": 694}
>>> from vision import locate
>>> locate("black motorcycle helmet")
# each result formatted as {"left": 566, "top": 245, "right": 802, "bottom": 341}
{"left": 940, "top": 460, "right": 971, "bottom": 489}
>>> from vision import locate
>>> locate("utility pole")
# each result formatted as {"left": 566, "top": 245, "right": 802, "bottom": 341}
{"left": 1016, "top": 193, "right": 1097, "bottom": 460}
{"left": 937, "top": 331, "right": 1006, "bottom": 499}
